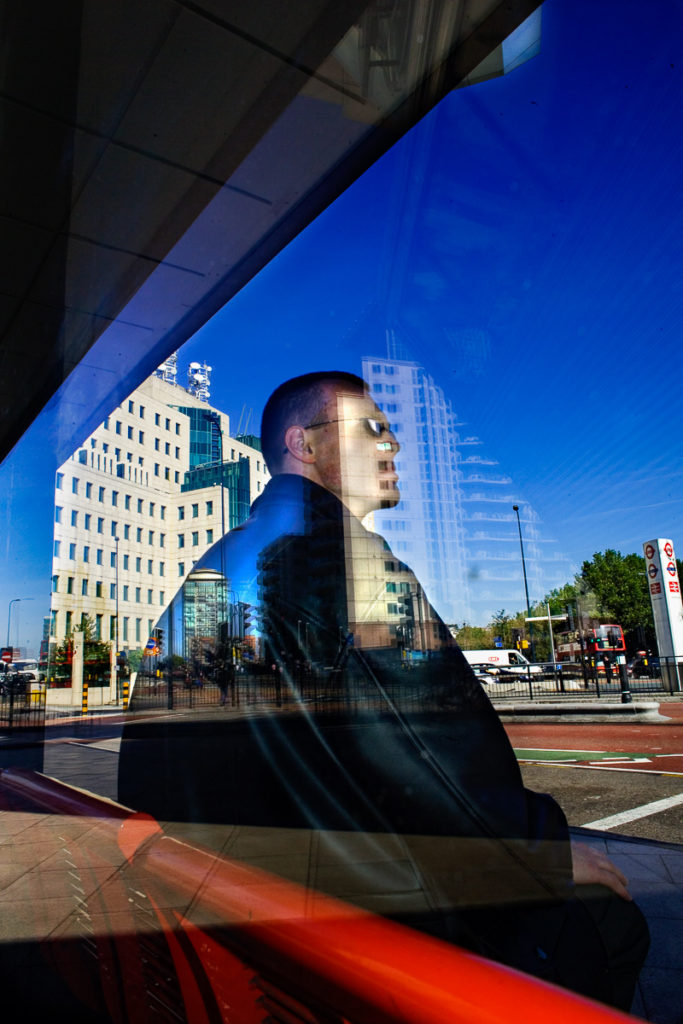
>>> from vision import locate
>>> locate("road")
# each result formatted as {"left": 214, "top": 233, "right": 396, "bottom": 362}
{"left": 4, "top": 703, "right": 682, "bottom": 845}
{"left": 505, "top": 703, "right": 683, "bottom": 844}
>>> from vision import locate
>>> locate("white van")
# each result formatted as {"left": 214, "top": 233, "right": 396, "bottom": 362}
{"left": 462, "top": 649, "right": 542, "bottom": 675}
{"left": 12, "top": 659, "right": 42, "bottom": 681}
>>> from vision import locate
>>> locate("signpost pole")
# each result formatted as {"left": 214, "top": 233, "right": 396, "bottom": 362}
{"left": 643, "top": 539, "right": 683, "bottom": 693}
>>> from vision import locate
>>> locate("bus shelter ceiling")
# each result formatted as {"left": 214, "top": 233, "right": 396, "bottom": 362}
{"left": 0, "top": 0, "right": 541, "bottom": 466}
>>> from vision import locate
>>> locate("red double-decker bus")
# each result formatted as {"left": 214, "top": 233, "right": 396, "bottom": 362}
{"left": 584, "top": 624, "right": 626, "bottom": 655}
{"left": 557, "top": 625, "right": 626, "bottom": 676}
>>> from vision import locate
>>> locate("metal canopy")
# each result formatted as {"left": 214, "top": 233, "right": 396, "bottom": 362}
{"left": 0, "top": 0, "right": 540, "bottom": 465}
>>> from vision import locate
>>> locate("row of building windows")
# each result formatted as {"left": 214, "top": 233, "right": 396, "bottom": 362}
{"left": 53, "top": 573, "right": 167, "bottom": 598}
{"left": 52, "top": 540, "right": 173, "bottom": 570}
{"left": 178, "top": 530, "right": 213, "bottom": 548}
{"left": 55, "top": 480, "right": 216, "bottom": 522}
{"left": 104, "top": 404, "right": 183, "bottom": 433}
{"left": 53, "top": 528, "right": 213, "bottom": 558}
{"left": 82, "top": 446, "right": 183, "bottom": 484}
{"left": 55, "top": 511, "right": 170, "bottom": 540}
{"left": 178, "top": 501, "right": 213, "bottom": 519}
{"left": 59, "top": 611, "right": 158, "bottom": 644}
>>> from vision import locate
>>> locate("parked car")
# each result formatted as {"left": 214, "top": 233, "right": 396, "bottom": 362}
{"left": 11, "top": 659, "right": 43, "bottom": 682}
{"left": 468, "top": 663, "right": 507, "bottom": 685}
{"left": 0, "top": 670, "right": 28, "bottom": 697}
{"left": 627, "top": 655, "right": 660, "bottom": 678}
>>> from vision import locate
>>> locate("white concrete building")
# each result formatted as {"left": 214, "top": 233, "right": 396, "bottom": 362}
{"left": 50, "top": 373, "right": 269, "bottom": 653}
{"left": 362, "top": 354, "right": 572, "bottom": 627}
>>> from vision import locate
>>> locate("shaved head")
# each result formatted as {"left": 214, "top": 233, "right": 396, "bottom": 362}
{"left": 261, "top": 371, "right": 367, "bottom": 473}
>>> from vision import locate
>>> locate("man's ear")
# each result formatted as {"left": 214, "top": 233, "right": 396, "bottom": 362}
{"left": 284, "top": 425, "right": 316, "bottom": 464}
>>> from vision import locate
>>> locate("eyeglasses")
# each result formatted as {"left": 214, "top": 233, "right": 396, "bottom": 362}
{"left": 305, "top": 416, "right": 393, "bottom": 439}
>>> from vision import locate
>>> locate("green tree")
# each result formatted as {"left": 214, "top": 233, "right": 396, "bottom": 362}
{"left": 580, "top": 550, "right": 652, "bottom": 633}
{"left": 454, "top": 624, "right": 494, "bottom": 650}
{"left": 491, "top": 610, "right": 513, "bottom": 647}
{"left": 53, "top": 615, "right": 112, "bottom": 680}
{"left": 126, "top": 648, "right": 144, "bottom": 673}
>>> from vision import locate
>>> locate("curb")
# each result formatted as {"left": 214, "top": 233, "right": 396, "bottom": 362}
{"left": 493, "top": 701, "right": 667, "bottom": 723}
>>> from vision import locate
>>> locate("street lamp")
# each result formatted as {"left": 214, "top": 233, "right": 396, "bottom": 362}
{"left": 512, "top": 505, "right": 535, "bottom": 661}
{"left": 115, "top": 536, "right": 120, "bottom": 700}
{"left": 210, "top": 413, "right": 228, "bottom": 649}
{"left": 7, "top": 597, "right": 33, "bottom": 649}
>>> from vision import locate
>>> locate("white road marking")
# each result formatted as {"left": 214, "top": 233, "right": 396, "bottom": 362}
{"left": 594, "top": 757, "right": 651, "bottom": 764}
{"left": 581, "top": 792, "right": 683, "bottom": 830}
{"left": 517, "top": 748, "right": 606, "bottom": 753}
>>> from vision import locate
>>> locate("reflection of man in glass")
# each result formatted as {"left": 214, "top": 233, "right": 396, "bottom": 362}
{"left": 121, "top": 371, "right": 648, "bottom": 1011}
{"left": 258, "top": 373, "right": 455, "bottom": 666}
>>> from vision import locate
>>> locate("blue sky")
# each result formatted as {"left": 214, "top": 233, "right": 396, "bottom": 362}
{"left": 3, "top": 0, "right": 683, "bottom": 649}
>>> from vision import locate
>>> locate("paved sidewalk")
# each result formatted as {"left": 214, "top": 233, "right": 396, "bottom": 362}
{"left": 572, "top": 828, "right": 683, "bottom": 1024}
{"left": 0, "top": 778, "right": 680, "bottom": 1022}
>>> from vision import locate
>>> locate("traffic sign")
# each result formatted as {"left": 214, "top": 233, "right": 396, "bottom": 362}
{"left": 666, "top": 561, "right": 677, "bottom": 576}
{"left": 645, "top": 544, "right": 655, "bottom": 560}
{"left": 664, "top": 542, "right": 674, "bottom": 559}
{"left": 648, "top": 564, "right": 658, "bottom": 578}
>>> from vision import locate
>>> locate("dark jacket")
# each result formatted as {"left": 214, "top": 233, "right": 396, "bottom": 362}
{"left": 119, "top": 475, "right": 574, "bottom": 966}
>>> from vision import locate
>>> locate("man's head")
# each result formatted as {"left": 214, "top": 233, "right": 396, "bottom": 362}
{"left": 261, "top": 371, "right": 400, "bottom": 518}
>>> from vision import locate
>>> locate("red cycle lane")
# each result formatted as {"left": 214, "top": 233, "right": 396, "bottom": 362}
{"left": 503, "top": 703, "right": 683, "bottom": 775}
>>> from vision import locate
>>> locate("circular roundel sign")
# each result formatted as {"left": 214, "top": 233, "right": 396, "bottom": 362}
{"left": 645, "top": 544, "right": 655, "bottom": 560}
{"left": 666, "top": 561, "right": 677, "bottom": 576}
{"left": 648, "top": 564, "right": 658, "bottom": 578}
{"left": 664, "top": 542, "right": 674, "bottom": 559}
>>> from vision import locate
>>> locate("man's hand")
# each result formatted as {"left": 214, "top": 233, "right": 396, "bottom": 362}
{"left": 571, "top": 840, "right": 632, "bottom": 900}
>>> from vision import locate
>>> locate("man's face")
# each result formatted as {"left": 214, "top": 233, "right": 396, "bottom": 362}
{"left": 307, "top": 389, "right": 400, "bottom": 518}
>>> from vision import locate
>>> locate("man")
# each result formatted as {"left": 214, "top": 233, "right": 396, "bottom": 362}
{"left": 120, "top": 371, "right": 648, "bottom": 1010}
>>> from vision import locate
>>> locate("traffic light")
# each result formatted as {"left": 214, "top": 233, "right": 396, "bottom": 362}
{"left": 241, "top": 603, "right": 253, "bottom": 636}
{"left": 155, "top": 627, "right": 164, "bottom": 652}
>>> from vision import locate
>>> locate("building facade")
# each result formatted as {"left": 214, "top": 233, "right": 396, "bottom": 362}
{"left": 362, "top": 355, "right": 572, "bottom": 626}
{"left": 362, "top": 356, "right": 469, "bottom": 624}
{"left": 50, "top": 371, "right": 269, "bottom": 653}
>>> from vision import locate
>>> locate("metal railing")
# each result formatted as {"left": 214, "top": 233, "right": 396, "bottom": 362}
{"left": 0, "top": 767, "right": 636, "bottom": 1024}
{"left": 479, "top": 660, "right": 677, "bottom": 701}
{"left": 0, "top": 676, "right": 46, "bottom": 729}
{"left": 129, "top": 659, "right": 675, "bottom": 713}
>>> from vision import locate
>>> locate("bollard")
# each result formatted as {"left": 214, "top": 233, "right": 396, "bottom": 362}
{"left": 82, "top": 677, "right": 88, "bottom": 716}
{"left": 618, "top": 662, "right": 632, "bottom": 704}
{"left": 122, "top": 675, "right": 129, "bottom": 711}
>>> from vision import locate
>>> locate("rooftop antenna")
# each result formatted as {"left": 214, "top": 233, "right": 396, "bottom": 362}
{"left": 155, "top": 351, "right": 178, "bottom": 385}
{"left": 187, "top": 361, "right": 212, "bottom": 402}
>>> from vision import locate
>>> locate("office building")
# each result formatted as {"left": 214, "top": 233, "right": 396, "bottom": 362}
{"left": 49, "top": 367, "right": 269, "bottom": 653}
{"left": 362, "top": 355, "right": 572, "bottom": 626}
